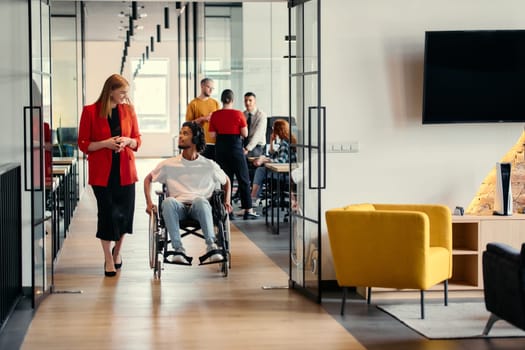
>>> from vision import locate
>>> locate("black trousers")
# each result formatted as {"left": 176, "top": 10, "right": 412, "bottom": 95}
{"left": 201, "top": 144, "right": 216, "bottom": 161}
{"left": 215, "top": 135, "right": 252, "bottom": 209}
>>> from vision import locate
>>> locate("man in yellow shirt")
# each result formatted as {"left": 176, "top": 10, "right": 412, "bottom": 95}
{"left": 185, "top": 78, "right": 220, "bottom": 160}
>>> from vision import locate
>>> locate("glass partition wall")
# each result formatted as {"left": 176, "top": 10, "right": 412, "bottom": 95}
{"left": 204, "top": 4, "right": 243, "bottom": 106}
{"left": 45, "top": 0, "right": 322, "bottom": 306}
{"left": 180, "top": 3, "right": 277, "bottom": 110}
{"left": 50, "top": 3, "right": 80, "bottom": 132}
{"left": 288, "top": 0, "right": 324, "bottom": 302}
{"left": 28, "top": 0, "right": 52, "bottom": 307}
{"left": 178, "top": 2, "right": 325, "bottom": 301}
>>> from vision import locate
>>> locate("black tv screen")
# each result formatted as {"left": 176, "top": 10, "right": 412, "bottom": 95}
{"left": 422, "top": 30, "right": 525, "bottom": 124}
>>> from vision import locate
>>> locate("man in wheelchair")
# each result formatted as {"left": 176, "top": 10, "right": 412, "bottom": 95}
{"left": 144, "top": 122, "right": 232, "bottom": 265}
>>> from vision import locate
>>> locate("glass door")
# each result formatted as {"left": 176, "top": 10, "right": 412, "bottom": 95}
{"left": 26, "top": 0, "right": 52, "bottom": 307}
{"left": 288, "top": 0, "right": 325, "bottom": 302}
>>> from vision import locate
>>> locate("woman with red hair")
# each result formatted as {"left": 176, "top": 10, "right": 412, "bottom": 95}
{"left": 78, "top": 74, "right": 142, "bottom": 277}
{"left": 250, "top": 119, "right": 297, "bottom": 201}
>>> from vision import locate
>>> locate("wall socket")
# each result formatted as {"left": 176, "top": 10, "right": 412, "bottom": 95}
{"left": 327, "top": 142, "right": 359, "bottom": 153}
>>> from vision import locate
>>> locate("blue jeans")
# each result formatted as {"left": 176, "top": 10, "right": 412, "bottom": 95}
{"left": 253, "top": 166, "right": 290, "bottom": 198}
{"left": 253, "top": 166, "right": 268, "bottom": 198}
{"left": 161, "top": 196, "right": 215, "bottom": 250}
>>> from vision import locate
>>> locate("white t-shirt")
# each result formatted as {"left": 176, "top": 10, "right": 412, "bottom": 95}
{"left": 150, "top": 155, "right": 227, "bottom": 204}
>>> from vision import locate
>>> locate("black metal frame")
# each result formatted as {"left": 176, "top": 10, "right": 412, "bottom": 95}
{"left": 287, "top": 0, "right": 325, "bottom": 303}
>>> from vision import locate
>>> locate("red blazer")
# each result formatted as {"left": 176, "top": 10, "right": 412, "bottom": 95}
{"left": 78, "top": 102, "right": 142, "bottom": 186}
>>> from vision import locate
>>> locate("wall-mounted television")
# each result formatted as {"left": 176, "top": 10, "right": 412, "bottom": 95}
{"left": 422, "top": 30, "right": 525, "bottom": 124}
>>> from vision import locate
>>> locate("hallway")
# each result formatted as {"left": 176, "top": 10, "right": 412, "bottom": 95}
{"left": 20, "top": 159, "right": 363, "bottom": 350}
{"left": 15, "top": 158, "right": 525, "bottom": 350}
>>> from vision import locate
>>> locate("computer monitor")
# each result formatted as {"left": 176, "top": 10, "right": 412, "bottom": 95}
{"left": 57, "top": 127, "right": 78, "bottom": 145}
{"left": 57, "top": 127, "right": 78, "bottom": 157}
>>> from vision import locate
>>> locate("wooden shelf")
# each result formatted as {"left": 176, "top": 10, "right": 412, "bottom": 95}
{"left": 451, "top": 214, "right": 525, "bottom": 289}
{"left": 452, "top": 249, "right": 478, "bottom": 255}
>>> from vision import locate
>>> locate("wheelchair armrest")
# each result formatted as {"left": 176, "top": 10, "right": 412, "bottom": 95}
{"left": 156, "top": 190, "right": 166, "bottom": 209}
{"left": 209, "top": 189, "right": 226, "bottom": 222}
{"left": 212, "top": 188, "right": 225, "bottom": 196}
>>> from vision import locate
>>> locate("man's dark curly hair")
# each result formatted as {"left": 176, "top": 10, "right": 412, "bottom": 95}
{"left": 182, "top": 121, "right": 206, "bottom": 153}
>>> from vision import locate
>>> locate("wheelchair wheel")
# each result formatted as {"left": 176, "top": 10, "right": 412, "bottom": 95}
{"left": 224, "top": 216, "right": 232, "bottom": 269}
{"left": 221, "top": 260, "right": 228, "bottom": 277}
{"left": 154, "top": 248, "right": 162, "bottom": 280}
{"left": 149, "top": 213, "right": 164, "bottom": 279}
{"left": 149, "top": 212, "right": 158, "bottom": 269}
{"left": 215, "top": 220, "right": 229, "bottom": 277}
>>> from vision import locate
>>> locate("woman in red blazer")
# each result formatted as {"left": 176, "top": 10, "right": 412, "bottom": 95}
{"left": 78, "top": 74, "right": 142, "bottom": 277}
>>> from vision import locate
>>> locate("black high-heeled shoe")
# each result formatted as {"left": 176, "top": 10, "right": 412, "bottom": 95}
{"left": 115, "top": 258, "right": 122, "bottom": 270}
{"left": 112, "top": 247, "right": 123, "bottom": 269}
{"left": 104, "top": 262, "right": 116, "bottom": 277}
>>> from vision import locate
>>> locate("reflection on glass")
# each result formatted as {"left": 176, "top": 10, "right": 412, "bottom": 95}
{"left": 34, "top": 222, "right": 45, "bottom": 296}
{"left": 289, "top": 0, "right": 321, "bottom": 300}
{"left": 132, "top": 60, "right": 169, "bottom": 133}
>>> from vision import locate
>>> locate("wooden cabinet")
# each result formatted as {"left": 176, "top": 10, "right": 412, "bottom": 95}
{"left": 451, "top": 214, "right": 525, "bottom": 289}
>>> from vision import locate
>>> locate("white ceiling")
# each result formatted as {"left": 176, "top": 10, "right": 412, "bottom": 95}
{"left": 51, "top": 1, "right": 285, "bottom": 42}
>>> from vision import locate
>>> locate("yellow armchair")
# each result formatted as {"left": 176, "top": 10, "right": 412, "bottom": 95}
{"left": 325, "top": 203, "right": 452, "bottom": 319}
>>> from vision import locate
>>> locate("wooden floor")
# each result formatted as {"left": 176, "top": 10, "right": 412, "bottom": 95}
{"left": 21, "top": 159, "right": 365, "bottom": 350}
{"left": 18, "top": 158, "right": 525, "bottom": 350}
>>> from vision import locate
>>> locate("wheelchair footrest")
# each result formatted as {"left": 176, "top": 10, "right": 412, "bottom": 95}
{"left": 198, "top": 249, "right": 227, "bottom": 265}
{"left": 164, "top": 251, "right": 193, "bottom": 266}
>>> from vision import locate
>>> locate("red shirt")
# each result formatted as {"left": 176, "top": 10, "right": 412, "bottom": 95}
{"left": 78, "top": 102, "right": 142, "bottom": 186}
{"left": 209, "top": 109, "right": 247, "bottom": 135}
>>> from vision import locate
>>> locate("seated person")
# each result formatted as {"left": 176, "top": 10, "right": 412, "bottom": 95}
{"left": 144, "top": 122, "right": 232, "bottom": 265}
{"left": 250, "top": 119, "right": 297, "bottom": 202}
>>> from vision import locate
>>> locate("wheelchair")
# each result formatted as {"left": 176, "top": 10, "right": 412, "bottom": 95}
{"left": 148, "top": 187, "right": 231, "bottom": 279}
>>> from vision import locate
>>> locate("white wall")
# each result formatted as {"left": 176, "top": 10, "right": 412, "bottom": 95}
{"left": 0, "top": 0, "right": 31, "bottom": 286}
{"left": 319, "top": 0, "right": 525, "bottom": 279}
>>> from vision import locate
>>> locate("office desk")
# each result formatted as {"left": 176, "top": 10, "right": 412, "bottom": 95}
{"left": 53, "top": 157, "right": 78, "bottom": 211}
{"left": 53, "top": 165, "right": 71, "bottom": 236}
{"left": 264, "top": 163, "right": 291, "bottom": 235}
{"left": 45, "top": 177, "right": 61, "bottom": 260}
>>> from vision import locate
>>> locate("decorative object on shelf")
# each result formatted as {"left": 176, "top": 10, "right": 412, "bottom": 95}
{"left": 454, "top": 206, "right": 464, "bottom": 216}
{"left": 467, "top": 131, "right": 525, "bottom": 215}
{"left": 493, "top": 162, "right": 512, "bottom": 216}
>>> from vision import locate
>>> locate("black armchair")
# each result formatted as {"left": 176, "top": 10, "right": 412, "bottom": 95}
{"left": 482, "top": 242, "right": 525, "bottom": 335}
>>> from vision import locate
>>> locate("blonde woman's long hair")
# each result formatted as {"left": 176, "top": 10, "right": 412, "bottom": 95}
{"left": 96, "top": 74, "right": 131, "bottom": 118}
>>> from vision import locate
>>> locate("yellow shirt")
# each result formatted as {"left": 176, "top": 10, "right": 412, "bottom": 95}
{"left": 185, "top": 97, "right": 220, "bottom": 144}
